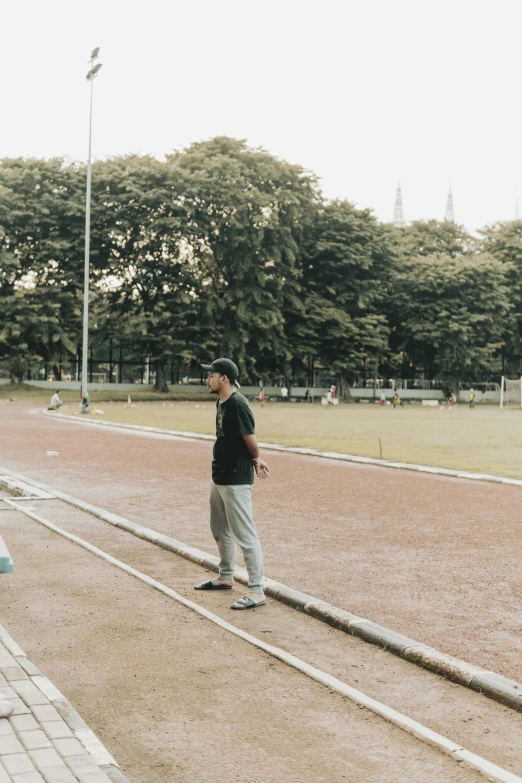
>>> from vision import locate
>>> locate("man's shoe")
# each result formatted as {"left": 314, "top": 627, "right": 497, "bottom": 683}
{"left": 0, "top": 699, "right": 14, "bottom": 718}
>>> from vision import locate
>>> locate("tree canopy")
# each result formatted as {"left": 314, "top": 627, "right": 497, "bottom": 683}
{"left": 0, "top": 140, "right": 518, "bottom": 390}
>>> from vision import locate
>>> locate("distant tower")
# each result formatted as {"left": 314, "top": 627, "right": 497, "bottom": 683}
{"left": 393, "top": 182, "right": 405, "bottom": 227}
{"left": 445, "top": 186, "right": 455, "bottom": 222}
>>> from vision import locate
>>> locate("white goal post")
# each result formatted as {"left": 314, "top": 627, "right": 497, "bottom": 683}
{"left": 500, "top": 376, "right": 522, "bottom": 409}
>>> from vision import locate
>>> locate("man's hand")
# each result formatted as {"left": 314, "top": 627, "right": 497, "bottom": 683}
{"left": 252, "top": 457, "right": 270, "bottom": 479}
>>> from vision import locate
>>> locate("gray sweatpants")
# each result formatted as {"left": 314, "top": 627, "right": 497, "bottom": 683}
{"left": 209, "top": 481, "right": 264, "bottom": 593}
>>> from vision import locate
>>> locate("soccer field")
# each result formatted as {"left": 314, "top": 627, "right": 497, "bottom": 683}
{"left": 90, "top": 400, "right": 522, "bottom": 479}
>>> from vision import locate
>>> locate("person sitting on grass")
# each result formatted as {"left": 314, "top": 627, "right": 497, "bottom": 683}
{"left": 48, "top": 391, "right": 62, "bottom": 411}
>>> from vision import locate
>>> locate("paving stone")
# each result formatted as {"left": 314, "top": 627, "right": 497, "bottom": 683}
{"left": 11, "top": 682, "right": 50, "bottom": 707}
{"left": 31, "top": 679, "right": 63, "bottom": 703}
{"left": 0, "top": 674, "right": 8, "bottom": 688}
{"left": 2, "top": 639, "right": 26, "bottom": 657}
{"left": 19, "top": 731, "right": 52, "bottom": 751}
{"left": 53, "top": 700, "right": 87, "bottom": 731}
{"left": 100, "top": 766, "right": 127, "bottom": 783}
{"left": 0, "top": 657, "right": 15, "bottom": 668}
{"left": 73, "top": 731, "right": 115, "bottom": 768}
{"left": 0, "top": 721, "right": 14, "bottom": 736}
{"left": 32, "top": 707, "right": 60, "bottom": 724}
{"left": 28, "top": 748, "right": 64, "bottom": 771}
{"left": 0, "top": 685, "right": 17, "bottom": 699}
{"left": 10, "top": 715, "right": 39, "bottom": 733}
{"left": 15, "top": 659, "right": 42, "bottom": 678}
{"left": 40, "top": 722, "right": 73, "bottom": 740}
{"left": 11, "top": 771, "right": 45, "bottom": 783}
{"left": 0, "top": 760, "right": 10, "bottom": 782}
{"left": 2, "top": 752, "right": 36, "bottom": 775}
{"left": 77, "top": 773, "right": 112, "bottom": 783}
{"left": 52, "top": 738, "right": 85, "bottom": 757}
{"left": 0, "top": 732, "right": 25, "bottom": 754}
{"left": 2, "top": 666, "right": 28, "bottom": 682}
{"left": 9, "top": 698, "right": 32, "bottom": 716}
{"left": 40, "top": 767, "right": 77, "bottom": 783}
{"left": 65, "top": 754, "right": 101, "bottom": 776}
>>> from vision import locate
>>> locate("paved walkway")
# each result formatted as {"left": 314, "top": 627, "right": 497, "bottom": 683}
{"left": 0, "top": 624, "right": 125, "bottom": 783}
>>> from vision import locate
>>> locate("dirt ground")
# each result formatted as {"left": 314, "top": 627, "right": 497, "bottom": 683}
{"left": 0, "top": 403, "right": 521, "bottom": 687}
{"left": 1, "top": 495, "right": 520, "bottom": 783}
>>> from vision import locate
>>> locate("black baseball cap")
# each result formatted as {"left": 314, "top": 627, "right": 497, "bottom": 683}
{"left": 201, "top": 358, "right": 239, "bottom": 383}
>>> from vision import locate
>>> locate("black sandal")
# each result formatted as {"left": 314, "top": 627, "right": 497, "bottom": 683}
{"left": 194, "top": 580, "right": 233, "bottom": 590}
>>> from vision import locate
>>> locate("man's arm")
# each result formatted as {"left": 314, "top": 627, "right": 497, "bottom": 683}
{"left": 242, "top": 434, "right": 270, "bottom": 479}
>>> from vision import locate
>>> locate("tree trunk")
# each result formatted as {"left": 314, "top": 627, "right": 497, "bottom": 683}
{"left": 153, "top": 360, "right": 169, "bottom": 392}
{"left": 336, "top": 373, "right": 352, "bottom": 401}
{"left": 52, "top": 364, "right": 61, "bottom": 381}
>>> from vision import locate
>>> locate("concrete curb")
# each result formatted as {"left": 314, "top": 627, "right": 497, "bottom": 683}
{"left": 41, "top": 410, "right": 522, "bottom": 488}
{"left": 1, "top": 465, "right": 521, "bottom": 716}
{"left": 0, "top": 622, "right": 130, "bottom": 783}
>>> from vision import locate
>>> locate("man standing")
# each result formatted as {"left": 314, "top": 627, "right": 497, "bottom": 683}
{"left": 195, "top": 358, "right": 270, "bottom": 610}
{"left": 469, "top": 388, "right": 475, "bottom": 409}
{"left": 281, "top": 385, "right": 288, "bottom": 401}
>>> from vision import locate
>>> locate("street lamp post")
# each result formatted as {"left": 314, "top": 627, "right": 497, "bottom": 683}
{"left": 81, "top": 48, "right": 102, "bottom": 413}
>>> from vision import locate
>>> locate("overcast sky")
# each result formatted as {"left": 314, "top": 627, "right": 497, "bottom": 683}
{"left": 2, "top": 0, "right": 520, "bottom": 231}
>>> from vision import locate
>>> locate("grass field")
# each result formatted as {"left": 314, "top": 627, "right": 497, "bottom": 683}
{"left": 0, "top": 384, "right": 210, "bottom": 405}
{"left": 78, "top": 399, "right": 522, "bottom": 479}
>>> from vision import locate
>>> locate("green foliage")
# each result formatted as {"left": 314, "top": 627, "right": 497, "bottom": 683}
{"left": 392, "top": 252, "right": 511, "bottom": 379}
{"left": 167, "top": 137, "right": 320, "bottom": 378}
{"left": 0, "top": 141, "right": 516, "bottom": 389}
{"left": 297, "top": 201, "right": 398, "bottom": 380}
{"left": 399, "top": 219, "right": 473, "bottom": 258}
{"left": 0, "top": 157, "right": 85, "bottom": 374}
{"left": 479, "top": 220, "right": 522, "bottom": 374}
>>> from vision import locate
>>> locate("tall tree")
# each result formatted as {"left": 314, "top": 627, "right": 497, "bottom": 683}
{"left": 0, "top": 158, "right": 85, "bottom": 380}
{"left": 399, "top": 219, "right": 473, "bottom": 258}
{"left": 89, "top": 155, "right": 204, "bottom": 391}
{"left": 167, "top": 137, "right": 320, "bottom": 382}
{"left": 392, "top": 252, "right": 511, "bottom": 386}
{"left": 297, "top": 200, "right": 398, "bottom": 394}
{"left": 479, "top": 220, "right": 522, "bottom": 375}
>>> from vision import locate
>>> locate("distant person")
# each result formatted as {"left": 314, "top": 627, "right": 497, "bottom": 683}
{"left": 281, "top": 386, "right": 288, "bottom": 402}
{"left": 330, "top": 385, "right": 336, "bottom": 399}
{"left": 326, "top": 390, "right": 333, "bottom": 408}
{"left": 469, "top": 389, "right": 475, "bottom": 409}
{"left": 259, "top": 388, "right": 265, "bottom": 408}
{"left": 379, "top": 392, "right": 386, "bottom": 406}
{"left": 393, "top": 392, "right": 404, "bottom": 408}
{"left": 304, "top": 389, "right": 312, "bottom": 402}
{"left": 450, "top": 393, "right": 457, "bottom": 409}
{"left": 48, "top": 391, "right": 62, "bottom": 411}
{"left": 195, "top": 358, "right": 269, "bottom": 610}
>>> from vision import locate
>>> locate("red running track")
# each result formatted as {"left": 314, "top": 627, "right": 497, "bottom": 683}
{"left": 1, "top": 404, "right": 521, "bottom": 680}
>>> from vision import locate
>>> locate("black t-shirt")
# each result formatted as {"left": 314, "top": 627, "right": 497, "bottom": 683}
{"left": 212, "top": 391, "right": 255, "bottom": 485}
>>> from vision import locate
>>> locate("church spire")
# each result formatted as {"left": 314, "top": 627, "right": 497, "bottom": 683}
{"left": 393, "top": 182, "right": 405, "bottom": 227}
{"left": 445, "top": 185, "right": 455, "bottom": 222}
